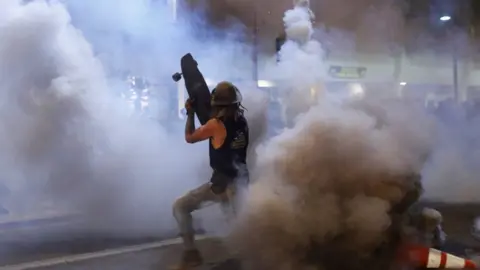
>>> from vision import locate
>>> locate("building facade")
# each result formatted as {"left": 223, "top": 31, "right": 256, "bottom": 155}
{"left": 256, "top": 0, "right": 480, "bottom": 102}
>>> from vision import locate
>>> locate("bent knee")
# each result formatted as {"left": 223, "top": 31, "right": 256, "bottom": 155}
{"left": 172, "top": 197, "right": 185, "bottom": 215}
{"left": 172, "top": 195, "right": 194, "bottom": 217}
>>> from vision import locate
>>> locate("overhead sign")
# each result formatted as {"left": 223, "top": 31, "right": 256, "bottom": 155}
{"left": 328, "top": 66, "right": 367, "bottom": 79}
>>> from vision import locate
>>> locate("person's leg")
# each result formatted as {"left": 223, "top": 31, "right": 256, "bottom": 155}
{"left": 220, "top": 168, "right": 250, "bottom": 222}
{"left": 219, "top": 183, "right": 237, "bottom": 224}
{"left": 172, "top": 183, "right": 218, "bottom": 268}
{"left": 210, "top": 171, "right": 238, "bottom": 224}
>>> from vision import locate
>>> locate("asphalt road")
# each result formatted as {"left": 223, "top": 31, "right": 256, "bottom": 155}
{"left": 33, "top": 238, "right": 234, "bottom": 270}
{"left": 16, "top": 235, "right": 480, "bottom": 270}
{"left": 0, "top": 219, "right": 177, "bottom": 267}
{"left": 0, "top": 203, "right": 478, "bottom": 270}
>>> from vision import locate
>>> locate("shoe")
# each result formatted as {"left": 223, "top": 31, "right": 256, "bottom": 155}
{"left": 169, "top": 249, "right": 203, "bottom": 270}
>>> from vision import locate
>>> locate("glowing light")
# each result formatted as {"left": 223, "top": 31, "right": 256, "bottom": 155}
{"left": 349, "top": 83, "right": 364, "bottom": 97}
{"left": 440, "top": 16, "right": 451, "bottom": 22}
{"left": 400, "top": 82, "right": 407, "bottom": 86}
{"left": 257, "top": 80, "right": 275, "bottom": 88}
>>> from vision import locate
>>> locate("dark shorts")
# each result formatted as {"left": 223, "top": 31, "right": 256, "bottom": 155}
{"left": 210, "top": 166, "right": 249, "bottom": 194}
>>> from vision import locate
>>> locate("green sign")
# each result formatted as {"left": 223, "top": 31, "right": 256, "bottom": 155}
{"left": 328, "top": 66, "right": 367, "bottom": 79}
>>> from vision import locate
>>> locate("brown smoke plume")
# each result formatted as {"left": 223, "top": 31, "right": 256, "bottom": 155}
{"left": 229, "top": 99, "right": 435, "bottom": 270}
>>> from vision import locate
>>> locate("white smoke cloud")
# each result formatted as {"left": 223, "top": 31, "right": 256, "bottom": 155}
{"left": 229, "top": 3, "right": 439, "bottom": 269}
{"left": 231, "top": 100, "right": 435, "bottom": 269}
{"left": 271, "top": 4, "right": 325, "bottom": 126}
{"left": 1, "top": 2, "right": 478, "bottom": 266}
{"left": 422, "top": 111, "right": 480, "bottom": 203}
{"left": 0, "top": 0, "right": 267, "bottom": 238}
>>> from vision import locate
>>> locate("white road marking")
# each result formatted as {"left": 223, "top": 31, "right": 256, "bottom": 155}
{"left": 0, "top": 235, "right": 211, "bottom": 270}
{"left": 0, "top": 213, "right": 78, "bottom": 227}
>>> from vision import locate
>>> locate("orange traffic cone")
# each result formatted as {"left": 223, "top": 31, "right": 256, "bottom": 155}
{"left": 397, "top": 243, "right": 477, "bottom": 269}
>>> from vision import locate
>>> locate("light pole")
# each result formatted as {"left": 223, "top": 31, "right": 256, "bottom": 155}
{"left": 252, "top": 9, "right": 259, "bottom": 84}
{"left": 168, "top": 0, "right": 178, "bottom": 22}
{"left": 440, "top": 15, "right": 459, "bottom": 102}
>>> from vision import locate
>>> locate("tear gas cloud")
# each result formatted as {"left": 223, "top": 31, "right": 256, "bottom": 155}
{"left": 422, "top": 109, "right": 480, "bottom": 203}
{"left": 0, "top": 0, "right": 479, "bottom": 261}
{"left": 231, "top": 101, "right": 434, "bottom": 270}
{"left": 270, "top": 3, "right": 324, "bottom": 125}
{"left": 0, "top": 0, "right": 267, "bottom": 237}
{"left": 228, "top": 1, "right": 472, "bottom": 269}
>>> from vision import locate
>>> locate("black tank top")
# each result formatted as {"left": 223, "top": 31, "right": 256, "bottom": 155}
{"left": 209, "top": 115, "right": 249, "bottom": 177}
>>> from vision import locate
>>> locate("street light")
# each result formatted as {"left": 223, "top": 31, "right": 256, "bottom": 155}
{"left": 440, "top": 15, "right": 451, "bottom": 22}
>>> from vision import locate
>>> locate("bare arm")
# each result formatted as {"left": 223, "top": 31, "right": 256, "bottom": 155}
{"left": 185, "top": 118, "right": 217, "bottom": 144}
